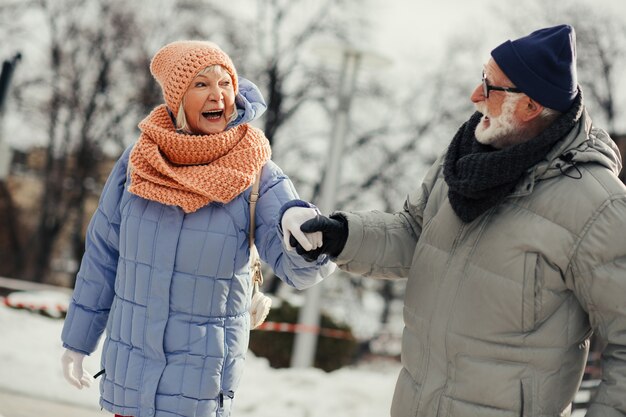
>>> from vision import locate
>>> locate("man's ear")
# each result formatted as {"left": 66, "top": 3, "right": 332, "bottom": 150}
{"left": 519, "top": 97, "right": 544, "bottom": 122}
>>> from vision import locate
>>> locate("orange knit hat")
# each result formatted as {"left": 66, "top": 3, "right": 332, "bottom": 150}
{"left": 150, "top": 40, "right": 238, "bottom": 113}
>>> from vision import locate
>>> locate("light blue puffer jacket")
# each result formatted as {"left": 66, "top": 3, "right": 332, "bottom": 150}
{"left": 61, "top": 79, "right": 334, "bottom": 417}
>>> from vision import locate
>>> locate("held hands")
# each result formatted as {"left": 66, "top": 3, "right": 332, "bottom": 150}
{"left": 288, "top": 214, "right": 349, "bottom": 262}
{"left": 282, "top": 207, "right": 323, "bottom": 252}
{"left": 61, "top": 349, "right": 92, "bottom": 389}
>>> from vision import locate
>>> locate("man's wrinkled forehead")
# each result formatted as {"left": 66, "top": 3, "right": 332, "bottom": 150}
{"left": 483, "top": 59, "right": 511, "bottom": 84}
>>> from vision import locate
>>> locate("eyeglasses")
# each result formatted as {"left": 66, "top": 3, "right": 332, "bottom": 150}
{"left": 482, "top": 71, "right": 522, "bottom": 98}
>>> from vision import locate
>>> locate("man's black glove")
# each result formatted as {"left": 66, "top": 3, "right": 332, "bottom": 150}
{"left": 288, "top": 214, "right": 348, "bottom": 262}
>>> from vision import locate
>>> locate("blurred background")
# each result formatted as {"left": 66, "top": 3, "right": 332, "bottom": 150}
{"left": 0, "top": 0, "right": 624, "bottom": 414}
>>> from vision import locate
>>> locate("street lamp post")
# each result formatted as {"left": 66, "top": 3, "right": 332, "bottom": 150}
{"left": 290, "top": 45, "right": 391, "bottom": 368}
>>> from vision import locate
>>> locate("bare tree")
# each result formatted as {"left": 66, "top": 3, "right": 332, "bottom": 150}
{"left": 1, "top": 0, "right": 153, "bottom": 283}
{"left": 227, "top": 0, "right": 357, "bottom": 145}
{"left": 0, "top": 51, "right": 23, "bottom": 277}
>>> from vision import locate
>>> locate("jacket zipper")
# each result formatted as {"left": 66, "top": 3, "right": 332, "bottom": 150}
{"left": 447, "top": 223, "right": 466, "bottom": 264}
{"left": 439, "top": 212, "right": 491, "bottom": 411}
{"left": 519, "top": 381, "right": 524, "bottom": 417}
{"left": 433, "top": 222, "right": 466, "bottom": 412}
{"left": 218, "top": 390, "right": 234, "bottom": 410}
{"left": 577, "top": 327, "right": 594, "bottom": 349}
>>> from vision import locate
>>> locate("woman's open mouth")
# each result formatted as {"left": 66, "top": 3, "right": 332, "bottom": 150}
{"left": 202, "top": 110, "right": 224, "bottom": 120}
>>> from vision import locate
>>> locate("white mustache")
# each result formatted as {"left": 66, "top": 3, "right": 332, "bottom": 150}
{"left": 475, "top": 103, "right": 488, "bottom": 115}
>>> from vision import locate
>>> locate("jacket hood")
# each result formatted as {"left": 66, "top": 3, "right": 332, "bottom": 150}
{"left": 227, "top": 77, "right": 267, "bottom": 129}
{"left": 513, "top": 110, "right": 622, "bottom": 195}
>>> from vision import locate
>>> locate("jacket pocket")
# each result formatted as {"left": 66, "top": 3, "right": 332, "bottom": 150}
{"left": 437, "top": 394, "right": 521, "bottom": 417}
{"left": 520, "top": 378, "right": 532, "bottom": 417}
{"left": 522, "top": 253, "right": 539, "bottom": 332}
{"left": 446, "top": 354, "right": 529, "bottom": 414}
{"left": 401, "top": 309, "right": 427, "bottom": 385}
{"left": 216, "top": 390, "right": 234, "bottom": 417}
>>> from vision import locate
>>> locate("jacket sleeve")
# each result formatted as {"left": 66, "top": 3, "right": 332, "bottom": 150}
{"left": 333, "top": 155, "right": 444, "bottom": 278}
{"left": 61, "top": 147, "right": 131, "bottom": 355}
{"left": 254, "top": 161, "right": 335, "bottom": 290}
{"left": 567, "top": 196, "right": 626, "bottom": 417}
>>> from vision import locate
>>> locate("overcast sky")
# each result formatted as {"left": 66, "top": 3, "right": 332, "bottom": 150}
{"left": 369, "top": 0, "right": 626, "bottom": 76}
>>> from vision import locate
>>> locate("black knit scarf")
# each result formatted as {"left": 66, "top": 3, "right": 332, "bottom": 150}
{"left": 443, "top": 92, "right": 583, "bottom": 223}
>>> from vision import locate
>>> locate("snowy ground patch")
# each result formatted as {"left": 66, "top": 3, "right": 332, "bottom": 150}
{"left": 0, "top": 293, "right": 400, "bottom": 416}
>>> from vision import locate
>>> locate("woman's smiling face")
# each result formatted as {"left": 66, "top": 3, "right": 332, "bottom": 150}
{"left": 182, "top": 66, "right": 235, "bottom": 135}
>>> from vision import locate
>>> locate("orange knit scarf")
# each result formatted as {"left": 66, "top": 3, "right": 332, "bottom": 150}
{"left": 128, "top": 105, "right": 272, "bottom": 213}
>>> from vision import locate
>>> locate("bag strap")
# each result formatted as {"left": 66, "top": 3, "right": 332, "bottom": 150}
{"left": 249, "top": 173, "right": 263, "bottom": 286}
{"left": 249, "top": 173, "right": 261, "bottom": 249}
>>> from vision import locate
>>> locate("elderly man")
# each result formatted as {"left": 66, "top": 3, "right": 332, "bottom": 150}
{"left": 282, "top": 24, "right": 626, "bottom": 416}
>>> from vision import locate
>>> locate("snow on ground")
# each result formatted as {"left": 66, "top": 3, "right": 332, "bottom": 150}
{"left": 0, "top": 290, "right": 592, "bottom": 416}
{"left": 0, "top": 292, "right": 400, "bottom": 416}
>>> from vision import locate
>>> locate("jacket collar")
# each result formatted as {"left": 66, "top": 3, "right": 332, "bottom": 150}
{"left": 509, "top": 109, "right": 622, "bottom": 197}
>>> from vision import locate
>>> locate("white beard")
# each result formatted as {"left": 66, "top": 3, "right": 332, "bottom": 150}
{"left": 474, "top": 95, "right": 521, "bottom": 148}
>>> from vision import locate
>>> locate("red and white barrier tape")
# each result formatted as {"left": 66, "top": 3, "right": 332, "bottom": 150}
{"left": 0, "top": 290, "right": 352, "bottom": 340}
{"left": 0, "top": 296, "right": 67, "bottom": 315}
{"left": 254, "top": 321, "right": 353, "bottom": 340}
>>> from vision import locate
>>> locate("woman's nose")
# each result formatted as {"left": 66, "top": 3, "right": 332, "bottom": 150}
{"left": 207, "top": 86, "right": 221, "bottom": 101}
{"left": 470, "top": 84, "right": 484, "bottom": 103}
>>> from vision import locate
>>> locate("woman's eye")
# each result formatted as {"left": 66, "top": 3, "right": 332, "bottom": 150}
{"left": 195, "top": 82, "right": 206, "bottom": 87}
{"left": 220, "top": 80, "right": 231, "bottom": 86}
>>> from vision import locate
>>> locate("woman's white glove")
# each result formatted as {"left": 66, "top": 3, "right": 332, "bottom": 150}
{"left": 61, "top": 349, "right": 92, "bottom": 389}
{"left": 281, "top": 207, "right": 322, "bottom": 251}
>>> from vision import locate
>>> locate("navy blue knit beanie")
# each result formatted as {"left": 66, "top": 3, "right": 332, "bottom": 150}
{"left": 491, "top": 24, "right": 578, "bottom": 112}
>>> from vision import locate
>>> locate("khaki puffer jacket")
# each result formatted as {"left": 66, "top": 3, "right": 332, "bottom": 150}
{"left": 335, "top": 111, "right": 626, "bottom": 417}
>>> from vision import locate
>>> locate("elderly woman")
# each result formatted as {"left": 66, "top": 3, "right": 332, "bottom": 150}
{"left": 59, "top": 40, "right": 334, "bottom": 417}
